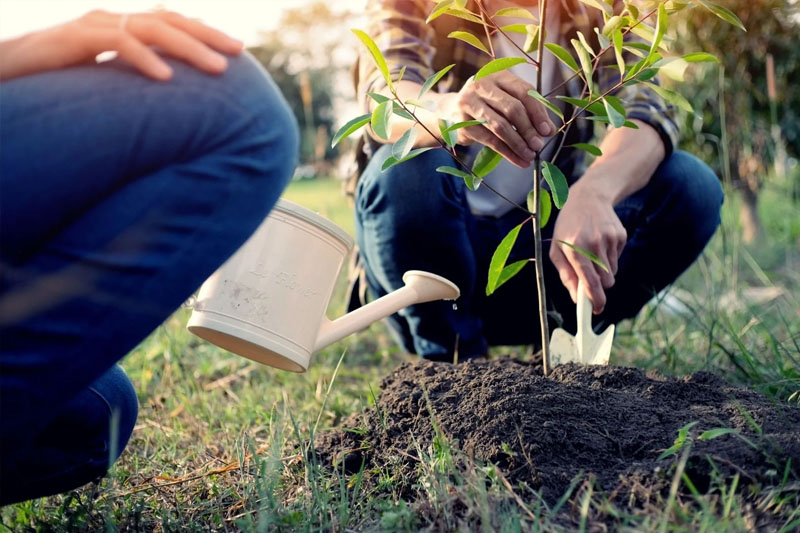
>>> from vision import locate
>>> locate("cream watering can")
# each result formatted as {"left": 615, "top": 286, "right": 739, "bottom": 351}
{"left": 187, "top": 199, "right": 460, "bottom": 372}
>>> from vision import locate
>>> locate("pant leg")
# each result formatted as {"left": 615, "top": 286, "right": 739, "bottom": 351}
{"left": 354, "top": 144, "right": 488, "bottom": 359}
{"left": 0, "top": 53, "right": 299, "bottom": 465}
{"left": 0, "top": 365, "right": 138, "bottom": 505}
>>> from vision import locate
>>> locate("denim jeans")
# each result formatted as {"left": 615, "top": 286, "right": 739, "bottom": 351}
{"left": 355, "top": 144, "right": 723, "bottom": 360}
{"left": 0, "top": 52, "right": 298, "bottom": 504}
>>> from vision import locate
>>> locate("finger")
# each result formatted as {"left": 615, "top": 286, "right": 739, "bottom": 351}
{"left": 549, "top": 245, "right": 578, "bottom": 303}
{"left": 154, "top": 10, "right": 244, "bottom": 55}
{"left": 562, "top": 246, "right": 606, "bottom": 313}
{"left": 460, "top": 93, "right": 534, "bottom": 164}
{"left": 89, "top": 29, "right": 173, "bottom": 80}
{"left": 497, "top": 76, "right": 556, "bottom": 137}
{"left": 475, "top": 82, "right": 542, "bottom": 152}
{"left": 464, "top": 122, "right": 530, "bottom": 168}
{"left": 128, "top": 16, "right": 228, "bottom": 74}
{"left": 595, "top": 250, "right": 616, "bottom": 290}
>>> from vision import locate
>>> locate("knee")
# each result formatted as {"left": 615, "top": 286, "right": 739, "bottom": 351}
{"left": 658, "top": 151, "right": 724, "bottom": 242}
{"left": 91, "top": 365, "right": 139, "bottom": 463}
{"left": 357, "top": 145, "right": 464, "bottom": 218}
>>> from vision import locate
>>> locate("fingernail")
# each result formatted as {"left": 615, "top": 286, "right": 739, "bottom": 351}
{"left": 523, "top": 148, "right": 535, "bottom": 159}
{"left": 539, "top": 121, "right": 552, "bottom": 135}
{"left": 531, "top": 138, "right": 544, "bottom": 152}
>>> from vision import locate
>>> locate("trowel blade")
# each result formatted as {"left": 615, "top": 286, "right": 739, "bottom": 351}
{"left": 550, "top": 327, "right": 578, "bottom": 367}
{"left": 587, "top": 324, "right": 615, "bottom": 365}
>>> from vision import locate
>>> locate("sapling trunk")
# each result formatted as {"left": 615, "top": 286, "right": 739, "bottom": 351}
{"left": 536, "top": 0, "right": 552, "bottom": 376}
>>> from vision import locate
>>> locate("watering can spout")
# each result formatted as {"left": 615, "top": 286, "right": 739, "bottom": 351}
{"left": 314, "top": 270, "right": 460, "bottom": 352}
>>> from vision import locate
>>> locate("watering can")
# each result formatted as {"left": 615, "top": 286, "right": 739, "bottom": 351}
{"left": 187, "top": 199, "right": 460, "bottom": 372}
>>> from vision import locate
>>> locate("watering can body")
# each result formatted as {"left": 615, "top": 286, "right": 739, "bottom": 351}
{"left": 187, "top": 199, "right": 459, "bottom": 372}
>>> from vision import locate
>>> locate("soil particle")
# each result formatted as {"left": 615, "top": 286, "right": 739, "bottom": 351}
{"left": 316, "top": 357, "right": 800, "bottom": 507}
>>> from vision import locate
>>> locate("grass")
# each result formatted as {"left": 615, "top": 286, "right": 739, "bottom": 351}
{"left": 2, "top": 176, "right": 799, "bottom": 532}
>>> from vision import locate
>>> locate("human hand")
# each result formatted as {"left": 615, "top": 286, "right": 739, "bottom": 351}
{"left": 0, "top": 9, "right": 244, "bottom": 81}
{"left": 441, "top": 70, "right": 556, "bottom": 168}
{"left": 548, "top": 180, "right": 627, "bottom": 314}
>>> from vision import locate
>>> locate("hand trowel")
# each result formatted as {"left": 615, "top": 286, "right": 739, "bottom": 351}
{"left": 549, "top": 279, "right": 614, "bottom": 366}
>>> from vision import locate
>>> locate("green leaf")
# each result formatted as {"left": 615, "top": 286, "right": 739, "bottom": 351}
{"left": 472, "top": 146, "right": 503, "bottom": 178}
{"left": 696, "top": 0, "right": 746, "bottom": 31}
{"left": 570, "top": 143, "right": 603, "bottom": 156}
{"left": 557, "top": 240, "right": 609, "bottom": 273}
{"left": 426, "top": 0, "right": 455, "bottom": 23}
{"left": 331, "top": 114, "right": 371, "bottom": 147}
{"left": 557, "top": 96, "right": 606, "bottom": 116}
{"left": 612, "top": 29, "right": 625, "bottom": 79}
{"left": 437, "top": 165, "right": 480, "bottom": 190}
{"left": 658, "top": 421, "right": 699, "bottom": 460}
{"left": 648, "top": 2, "right": 667, "bottom": 59}
{"left": 381, "top": 147, "right": 432, "bottom": 171}
{"left": 493, "top": 6, "right": 537, "bottom": 20}
{"left": 593, "top": 27, "right": 610, "bottom": 50}
{"left": 682, "top": 52, "right": 719, "bottom": 63}
{"left": 643, "top": 82, "right": 694, "bottom": 113}
{"left": 487, "top": 222, "right": 524, "bottom": 295}
{"left": 698, "top": 428, "right": 739, "bottom": 441}
{"left": 371, "top": 100, "right": 393, "bottom": 140}
{"left": 352, "top": 29, "right": 393, "bottom": 91}
{"left": 474, "top": 57, "right": 527, "bottom": 82}
{"left": 392, "top": 128, "right": 417, "bottom": 159}
{"left": 527, "top": 189, "right": 552, "bottom": 227}
{"left": 396, "top": 65, "right": 407, "bottom": 83}
{"left": 447, "top": 31, "right": 490, "bottom": 55}
{"left": 404, "top": 98, "right": 431, "bottom": 110}
{"left": 576, "top": 31, "right": 596, "bottom": 58}
{"left": 439, "top": 119, "right": 457, "bottom": 147}
{"left": 523, "top": 24, "right": 540, "bottom": 54}
{"left": 392, "top": 106, "right": 414, "bottom": 120}
{"left": 541, "top": 161, "right": 569, "bottom": 208}
{"left": 602, "top": 96, "right": 626, "bottom": 128}
{"left": 440, "top": 8, "right": 484, "bottom": 25}
{"left": 495, "top": 260, "right": 529, "bottom": 292}
{"left": 527, "top": 89, "right": 564, "bottom": 121}
{"left": 578, "top": 0, "right": 612, "bottom": 15}
{"left": 444, "top": 119, "right": 485, "bottom": 132}
{"left": 419, "top": 64, "right": 455, "bottom": 98}
{"left": 500, "top": 24, "right": 528, "bottom": 34}
{"left": 367, "top": 92, "right": 391, "bottom": 104}
{"left": 571, "top": 38, "right": 594, "bottom": 94}
{"left": 545, "top": 43, "right": 579, "bottom": 72}
{"left": 602, "top": 15, "right": 628, "bottom": 37}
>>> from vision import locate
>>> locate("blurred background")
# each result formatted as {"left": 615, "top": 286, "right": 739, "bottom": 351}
{"left": 2, "top": 0, "right": 798, "bottom": 247}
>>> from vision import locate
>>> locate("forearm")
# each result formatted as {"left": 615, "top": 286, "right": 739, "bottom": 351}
{"left": 573, "top": 119, "right": 666, "bottom": 205}
{"left": 0, "top": 32, "right": 62, "bottom": 81}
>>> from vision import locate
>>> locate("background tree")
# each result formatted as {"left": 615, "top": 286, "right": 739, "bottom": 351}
{"left": 248, "top": 3, "right": 354, "bottom": 167}
{"left": 673, "top": 0, "right": 800, "bottom": 243}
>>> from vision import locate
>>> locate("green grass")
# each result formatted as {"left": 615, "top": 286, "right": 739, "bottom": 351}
{"left": 3, "top": 177, "right": 799, "bottom": 532}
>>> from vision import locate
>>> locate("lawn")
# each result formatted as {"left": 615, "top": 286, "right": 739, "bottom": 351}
{"left": 3, "top": 175, "right": 799, "bottom": 532}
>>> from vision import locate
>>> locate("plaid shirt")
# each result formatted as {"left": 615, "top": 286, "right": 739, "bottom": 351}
{"left": 355, "top": 0, "right": 680, "bottom": 179}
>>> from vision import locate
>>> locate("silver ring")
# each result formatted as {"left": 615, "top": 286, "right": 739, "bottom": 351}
{"left": 119, "top": 14, "right": 129, "bottom": 31}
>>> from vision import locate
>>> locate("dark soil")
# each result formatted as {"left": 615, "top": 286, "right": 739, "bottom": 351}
{"left": 317, "top": 357, "right": 800, "bottom": 519}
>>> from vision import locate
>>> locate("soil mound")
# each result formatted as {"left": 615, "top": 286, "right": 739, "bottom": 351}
{"left": 317, "top": 358, "right": 800, "bottom": 506}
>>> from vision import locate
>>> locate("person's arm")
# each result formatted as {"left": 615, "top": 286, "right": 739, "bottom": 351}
{"left": 356, "top": 0, "right": 553, "bottom": 169}
{"left": 549, "top": 119, "right": 665, "bottom": 313}
{"left": 0, "top": 9, "right": 243, "bottom": 82}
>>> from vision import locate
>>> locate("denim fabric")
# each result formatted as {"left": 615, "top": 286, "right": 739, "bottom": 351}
{"left": 0, "top": 52, "right": 298, "bottom": 504}
{"left": 355, "top": 144, "right": 723, "bottom": 359}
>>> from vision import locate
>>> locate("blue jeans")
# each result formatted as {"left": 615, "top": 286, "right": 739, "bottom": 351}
{"left": 0, "top": 53, "right": 298, "bottom": 504}
{"left": 355, "top": 145, "right": 723, "bottom": 360}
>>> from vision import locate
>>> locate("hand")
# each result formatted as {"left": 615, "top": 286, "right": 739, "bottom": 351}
{"left": 0, "top": 9, "right": 244, "bottom": 81}
{"left": 441, "top": 71, "right": 556, "bottom": 168}
{"left": 549, "top": 180, "right": 627, "bottom": 314}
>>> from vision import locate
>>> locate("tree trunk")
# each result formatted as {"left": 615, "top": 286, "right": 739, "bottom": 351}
{"left": 738, "top": 186, "right": 762, "bottom": 244}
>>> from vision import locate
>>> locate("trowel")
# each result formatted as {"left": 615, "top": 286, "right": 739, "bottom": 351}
{"left": 550, "top": 279, "right": 614, "bottom": 366}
